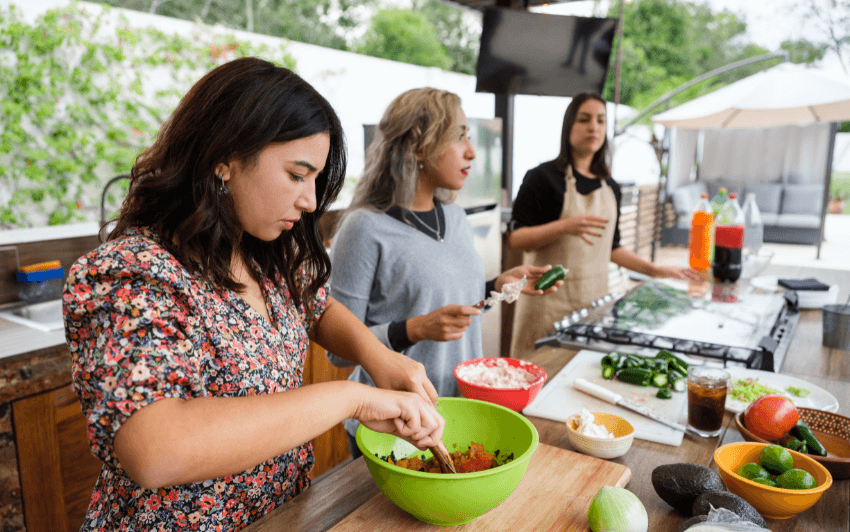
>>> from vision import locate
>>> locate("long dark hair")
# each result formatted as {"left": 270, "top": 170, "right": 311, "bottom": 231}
{"left": 552, "top": 92, "right": 611, "bottom": 179}
{"left": 110, "top": 57, "right": 346, "bottom": 316}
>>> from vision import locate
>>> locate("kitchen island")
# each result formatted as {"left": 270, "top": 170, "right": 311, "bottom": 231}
{"left": 243, "top": 264, "right": 850, "bottom": 532}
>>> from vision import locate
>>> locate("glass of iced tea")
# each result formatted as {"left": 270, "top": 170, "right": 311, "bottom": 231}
{"left": 687, "top": 366, "right": 730, "bottom": 437}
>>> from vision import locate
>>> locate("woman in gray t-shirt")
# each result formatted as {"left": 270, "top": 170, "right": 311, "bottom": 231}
{"left": 328, "top": 88, "right": 561, "bottom": 457}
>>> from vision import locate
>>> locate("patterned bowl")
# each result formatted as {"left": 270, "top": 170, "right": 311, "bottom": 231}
{"left": 734, "top": 407, "right": 850, "bottom": 479}
{"left": 565, "top": 412, "right": 634, "bottom": 459}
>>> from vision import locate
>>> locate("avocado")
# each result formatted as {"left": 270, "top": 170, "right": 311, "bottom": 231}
{"left": 677, "top": 515, "right": 709, "bottom": 532}
{"left": 692, "top": 491, "right": 766, "bottom": 529}
{"left": 652, "top": 463, "right": 727, "bottom": 516}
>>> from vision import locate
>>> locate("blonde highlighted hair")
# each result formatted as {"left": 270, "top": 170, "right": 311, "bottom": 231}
{"left": 344, "top": 88, "right": 462, "bottom": 218}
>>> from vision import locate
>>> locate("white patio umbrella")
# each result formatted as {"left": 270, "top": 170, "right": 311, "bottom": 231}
{"left": 652, "top": 63, "right": 850, "bottom": 129}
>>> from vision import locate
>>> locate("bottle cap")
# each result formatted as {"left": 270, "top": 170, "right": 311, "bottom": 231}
{"left": 729, "top": 193, "right": 738, "bottom": 199}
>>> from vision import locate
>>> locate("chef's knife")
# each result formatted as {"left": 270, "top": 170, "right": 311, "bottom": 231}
{"left": 573, "top": 378, "right": 703, "bottom": 437}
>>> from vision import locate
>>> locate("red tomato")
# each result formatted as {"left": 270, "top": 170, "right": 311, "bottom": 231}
{"left": 743, "top": 394, "right": 799, "bottom": 440}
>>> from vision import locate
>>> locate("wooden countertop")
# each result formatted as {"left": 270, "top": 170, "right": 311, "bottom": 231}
{"left": 244, "top": 264, "right": 850, "bottom": 532}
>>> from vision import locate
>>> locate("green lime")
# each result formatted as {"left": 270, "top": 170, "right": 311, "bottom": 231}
{"left": 774, "top": 469, "right": 817, "bottom": 490}
{"left": 751, "top": 477, "right": 779, "bottom": 488}
{"left": 737, "top": 462, "right": 771, "bottom": 481}
{"left": 760, "top": 444, "right": 794, "bottom": 475}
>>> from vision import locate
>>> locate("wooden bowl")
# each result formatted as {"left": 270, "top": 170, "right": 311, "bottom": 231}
{"left": 734, "top": 408, "right": 850, "bottom": 479}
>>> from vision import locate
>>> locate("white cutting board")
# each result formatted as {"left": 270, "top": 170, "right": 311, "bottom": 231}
{"left": 523, "top": 349, "right": 688, "bottom": 446}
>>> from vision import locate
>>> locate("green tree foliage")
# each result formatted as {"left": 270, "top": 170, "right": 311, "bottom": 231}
{"left": 356, "top": 8, "right": 451, "bottom": 70}
{"left": 791, "top": 0, "right": 850, "bottom": 74}
{"left": 412, "top": 0, "right": 481, "bottom": 74}
{"left": 0, "top": 3, "right": 294, "bottom": 228}
{"left": 602, "top": 0, "right": 775, "bottom": 112}
{"left": 781, "top": 39, "right": 829, "bottom": 64}
{"left": 96, "top": 0, "right": 377, "bottom": 52}
{"left": 98, "top": 0, "right": 476, "bottom": 73}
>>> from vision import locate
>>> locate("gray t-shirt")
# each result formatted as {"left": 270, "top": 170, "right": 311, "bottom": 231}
{"left": 327, "top": 204, "right": 486, "bottom": 436}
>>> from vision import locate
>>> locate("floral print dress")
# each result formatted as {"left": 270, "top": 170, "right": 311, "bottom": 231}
{"left": 64, "top": 227, "right": 327, "bottom": 531}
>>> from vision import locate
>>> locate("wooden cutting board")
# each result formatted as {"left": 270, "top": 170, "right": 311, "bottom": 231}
{"left": 328, "top": 443, "right": 631, "bottom": 532}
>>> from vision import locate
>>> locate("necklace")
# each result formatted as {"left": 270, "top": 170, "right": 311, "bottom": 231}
{"left": 408, "top": 207, "right": 442, "bottom": 242}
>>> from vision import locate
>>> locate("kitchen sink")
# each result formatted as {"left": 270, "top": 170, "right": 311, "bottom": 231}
{"left": 0, "top": 299, "right": 64, "bottom": 332}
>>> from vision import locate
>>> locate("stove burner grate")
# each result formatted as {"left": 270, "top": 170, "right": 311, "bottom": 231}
{"left": 535, "top": 293, "right": 800, "bottom": 371}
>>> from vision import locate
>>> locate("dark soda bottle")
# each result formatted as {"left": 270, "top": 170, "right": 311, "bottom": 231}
{"left": 713, "top": 193, "right": 744, "bottom": 283}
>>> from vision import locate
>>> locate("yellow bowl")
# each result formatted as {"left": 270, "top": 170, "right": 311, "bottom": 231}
{"left": 565, "top": 412, "right": 634, "bottom": 459}
{"left": 713, "top": 442, "right": 833, "bottom": 520}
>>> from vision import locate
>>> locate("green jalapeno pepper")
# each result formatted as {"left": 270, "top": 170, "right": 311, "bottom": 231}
{"left": 535, "top": 264, "right": 567, "bottom": 291}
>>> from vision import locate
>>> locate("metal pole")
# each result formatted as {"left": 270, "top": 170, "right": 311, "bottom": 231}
{"left": 612, "top": 0, "right": 625, "bottom": 131}
{"left": 615, "top": 52, "right": 789, "bottom": 136}
{"left": 493, "top": 0, "right": 525, "bottom": 205}
{"left": 817, "top": 123, "right": 839, "bottom": 259}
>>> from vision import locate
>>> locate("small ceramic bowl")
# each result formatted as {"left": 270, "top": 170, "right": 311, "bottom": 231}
{"left": 734, "top": 408, "right": 850, "bottom": 479}
{"left": 565, "top": 412, "right": 634, "bottom": 459}
{"left": 713, "top": 442, "right": 833, "bottom": 520}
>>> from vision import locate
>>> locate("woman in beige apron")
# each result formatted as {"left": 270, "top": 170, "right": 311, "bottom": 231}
{"left": 508, "top": 93, "right": 695, "bottom": 360}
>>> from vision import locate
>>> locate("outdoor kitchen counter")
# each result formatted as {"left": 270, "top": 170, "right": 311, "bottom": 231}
{"left": 243, "top": 263, "right": 850, "bottom": 532}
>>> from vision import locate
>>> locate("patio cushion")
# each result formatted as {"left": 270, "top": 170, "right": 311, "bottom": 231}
{"left": 781, "top": 185, "right": 824, "bottom": 215}
{"left": 759, "top": 212, "right": 779, "bottom": 225}
{"left": 743, "top": 183, "right": 783, "bottom": 214}
{"left": 774, "top": 214, "right": 821, "bottom": 229}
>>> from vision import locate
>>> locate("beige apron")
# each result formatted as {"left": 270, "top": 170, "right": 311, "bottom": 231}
{"left": 510, "top": 166, "right": 618, "bottom": 359}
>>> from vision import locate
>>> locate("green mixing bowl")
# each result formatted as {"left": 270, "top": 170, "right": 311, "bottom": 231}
{"left": 356, "top": 396, "right": 539, "bottom": 526}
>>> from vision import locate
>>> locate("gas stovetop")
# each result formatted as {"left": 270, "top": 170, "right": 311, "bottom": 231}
{"left": 535, "top": 279, "right": 801, "bottom": 371}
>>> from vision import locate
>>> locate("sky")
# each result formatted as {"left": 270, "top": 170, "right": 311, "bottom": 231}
{"left": 535, "top": 0, "right": 848, "bottom": 77}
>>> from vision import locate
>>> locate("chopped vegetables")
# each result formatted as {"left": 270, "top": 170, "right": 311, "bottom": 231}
{"left": 728, "top": 378, "right": 780, "bottom": 403}
{"left": 656, "top": 388, "right": 673, "bottom": 399}
{"left": 599, "top": 349, "right": 690, "bottom": 399}
{"left": 785, "top": 385, "right": 811, "bottom": 398}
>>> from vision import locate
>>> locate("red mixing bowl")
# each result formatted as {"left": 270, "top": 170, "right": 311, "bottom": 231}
{"left": 453, "top": 357, "right": 547, "bottom": 412}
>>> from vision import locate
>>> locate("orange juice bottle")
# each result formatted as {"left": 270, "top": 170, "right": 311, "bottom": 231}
{"left": 689, "top": 193, "right": 713, "bottom": 271}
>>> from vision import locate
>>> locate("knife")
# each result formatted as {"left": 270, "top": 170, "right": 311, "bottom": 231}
{"left": 573, "top": 378, "right": 702, "bottom": 437}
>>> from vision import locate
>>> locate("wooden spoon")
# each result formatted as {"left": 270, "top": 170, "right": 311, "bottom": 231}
{"left": 430, "top": 445, "right": 458, "bottom": 474}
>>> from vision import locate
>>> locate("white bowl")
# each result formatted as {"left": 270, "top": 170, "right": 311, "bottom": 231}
{"left": 565, "top": 412, "right": 635, "bottom": 459}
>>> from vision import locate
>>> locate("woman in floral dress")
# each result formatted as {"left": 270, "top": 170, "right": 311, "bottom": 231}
{"left": 63, "top": 57, "right": 445, "bottom": 531}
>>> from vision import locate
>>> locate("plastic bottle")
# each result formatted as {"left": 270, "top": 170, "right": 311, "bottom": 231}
{"left": 742, "top": 193, "right": 764, "bottom": 255}
{"left": 710, "top": 187, "right": 729, "bottom": 218}
{"left": 689, "top": 193, "right": 714, "bottom": 271}
{"left": 713, "top": 193, "right": 745, "bottom": 283}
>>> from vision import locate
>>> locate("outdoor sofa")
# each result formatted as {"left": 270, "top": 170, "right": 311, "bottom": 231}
{"left": 663, "top": 180, "right": 825, "bottom": 246}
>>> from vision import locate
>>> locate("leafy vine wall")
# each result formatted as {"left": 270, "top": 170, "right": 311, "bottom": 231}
{"left": 0, "top": 2, "right": 295, "bottom": 229}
